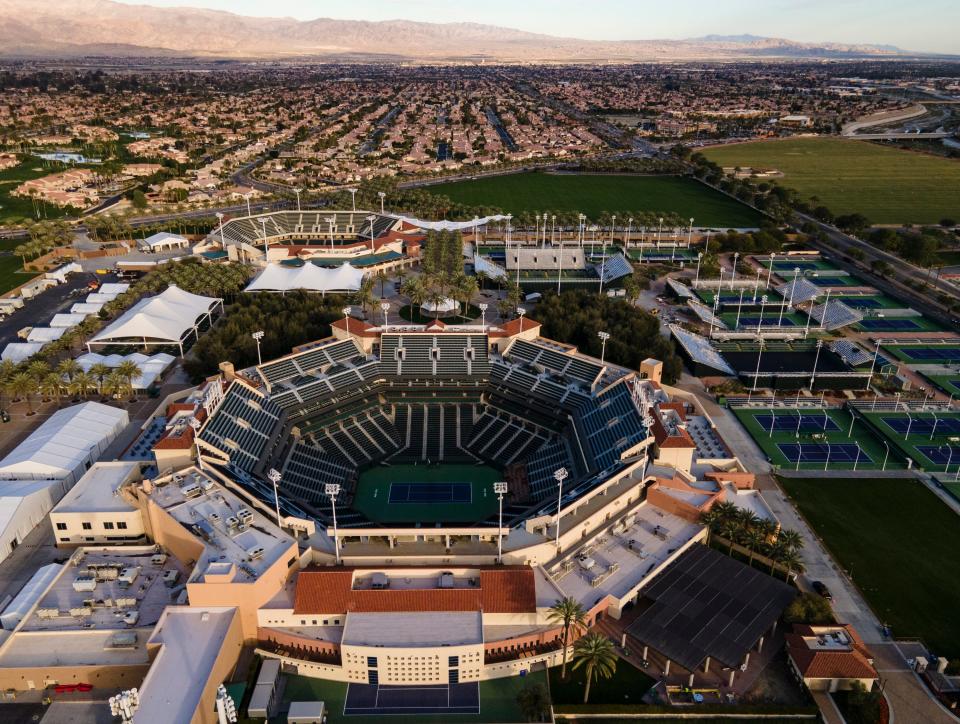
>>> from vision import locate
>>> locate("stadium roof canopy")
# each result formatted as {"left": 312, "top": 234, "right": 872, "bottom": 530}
{"left": 88, "top": 285, "right": 222, "bottom": 355}
{"left": 775, "top": 277, "right": 821, "bottom": 306}
{"left": 0, "top": 401, "right": 128, "bottom": 485}
{"left": 245, "top": 262, "right": 365, "bottom": 294}
{"left": 626, "top": 544, "right": 795, "bottom": 671}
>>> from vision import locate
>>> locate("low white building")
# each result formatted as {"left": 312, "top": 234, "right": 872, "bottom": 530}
{"left": 50, "top": 461, "right": 145, "bottom": 546}
{"left": 140, "top": 232, "right": 189, "bottom": 252}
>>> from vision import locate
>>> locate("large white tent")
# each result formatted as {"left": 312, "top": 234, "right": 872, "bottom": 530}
{"left": 141, "top": 232, "right": 189, "bottom": 251}
{"left": 50, "top": 313, "right": 90, "bottom": 328}
{"left": 0, "top": 482, "right": 62, "bottom": 564}
{"left": 26, "top": 327, "right": 67, "bottom": 343}
{"left": 0, "top": 401, "right": 128, "bottom": 487}
{"left": 1, "top": 342, "right": 46, "bottom": 363}
{"left": 0, "top": 561, "right": 63, "bottom": 629}
{"left": 87, "top": 285, "right": 222, "bottom": 356}
{"left": 245, "top": 262, "right": 365, "bottom": 294}
{"left": 75, "top": 351, "right": 176, "bottom": 389}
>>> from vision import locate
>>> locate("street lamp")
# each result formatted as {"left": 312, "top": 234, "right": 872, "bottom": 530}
{"left": 554, "top": 467, "right": 568, "bottom": 553}
{"left": 325, "top": 483, "right": 342, "bottom": 564}
{"left": 347, "top": 187, "right": 358, "bottom": 211}
{"left": 479, "top": 302, "right": 488, "bottom": 332}
{"left": 694, "top": 252, "right": 703, "bottom": 288}
{"left": 377, "top": 190, "right": 386, "bottom": 214}
{"left": 380, "top": 301, "right": 390, "bottom": 328}
{"left": 494, "top": 481, "right": 508, "bottom": 564}
{"left": 252, "top": 329, "right": 264, "bottom": 366}
{"left": 244, "top": 192, "right": 252, "bottom": 218}
{"left": 598, "top": 331, "right": 610, "bottom": 365}
{"left": 266, "top": 468, "right": 283, "bottom": 529}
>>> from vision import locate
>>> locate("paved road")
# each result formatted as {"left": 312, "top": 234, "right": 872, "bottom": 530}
{"left": 0, "top": 273, "right": 101, "bottom": 347}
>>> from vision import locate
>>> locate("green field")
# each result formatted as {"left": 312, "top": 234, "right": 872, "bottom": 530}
{"left": 0, "top": 157, "right": 84, "bottom": 225}
{"left": 924, "top": 375, "right": 960, "bottom": 397}
{"left": 426, "top": 173, "right": 765, "bottom": 227}
{"left": 882, "top": 344, "right": 960, "bottom": 365}
{"left": 703, "top": 137, "right": 960, "bottom": 225}
{"left": 859, "top": 410, "right": 960, "bottom": 472}
{"left": 778, "top": 476, "right": 960, "bottom": 654}
{"left": 0, "top": 253, "right": 31, "bottom": 295}
{"left": 732, "top": 407, "right": 903, "bottom": 471}
{"left": 548, "top": 657, "right": 655, "bottom": 706}
{"left": 352, "top": 463, "right": 501, "bottom": 524}
{"left": 274, "top": 671, "right": 543, "bottom": 723}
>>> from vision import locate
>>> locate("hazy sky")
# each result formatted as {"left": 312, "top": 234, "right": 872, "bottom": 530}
{"left": 115, "top": 0, "right": 959, "bottom": 54}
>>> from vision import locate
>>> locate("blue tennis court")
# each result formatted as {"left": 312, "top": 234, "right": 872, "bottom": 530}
{"left": 773, "top": 261, "right": 819, "bottom": 271}
{"left": 777, "top": 442, "right": 871, "bottom": 464}
{"left": 344, "top": 682, "right": 480, "bottom": 716}
{"left": 838, "top": 297, "right": 882, "bottom": 308}
{"left": 899, "top": 347, "right": 960, "bottom": 361}
{"left": 755, "top": 413, "right": 840, "bottom": 432}
{"left": 739, "top": 317, "right": 798, "bottom": 327}
{"left": 858, "top": 319, "right": 921, "bottom": 331}
{"left": 915, "top": 445, "right": 960, "bottom": 465}
{"left": 881, "top": 416, "right": 960, "bottom": 436}
{"left": 388, "top": 481, "right": 472, "bottom": 504}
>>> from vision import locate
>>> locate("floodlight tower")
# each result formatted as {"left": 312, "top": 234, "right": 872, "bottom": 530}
{"left": 215, "top": 211, "right": 225, "bottom": 246}
{"left": 687, "top": 217, "right": 694, "bottom": 248}
{"left": 657, "top": 217, "right": 664, "bottom": 249}
{"left": 381, "top": 301, "right": 390, "bottom": 329}
{"left": 293, "top": 187, "right": 302, "bottom": 212}
{"left": 809, "top": 339, "right": 823, "bottom": 391}
{"left": 694, "top": 252, "right": 703, "bottom": 288}
{"left": 244, "top": 192, "right": 253, "bottom": 218}
{"left": 258, "top": 217, "right": 269, "bottom": 259}
{"left": 766, "top": 253, "right": 776, "bottom": 289}
{"left": 188, "top": 416, "right": 204, "bottom": 471}
{"left": 626, "top": 217, "right": 633, "bottom": 248}
{"left": 377, "top": 191, "right": 386, "bottom": 214}
{"left": 517, "top": 306, "right": 526, "bottom": 331}
{"left": 252, "top": 330, "right": 264, "bottom": 366}
{"left": 479, "top": 303, "right": 488, "bottom": 332}
{"left": 578, "top": 213, "right": 586, "bottom": 248}
{"left": 366, "top": 215, "right": 377, "bottom": 252}
{"left": 325, "top": 483, "right": 342, "bottom": 564}
{"left": 494, "top": 481, "right": 508, "bottom": 564}
{"left": 553, "top": 467, "right": 569, "bottom": 553}
{"left": 267, "top": 468, "right": 283, "bottom": 529}
{"left": 342, "top": 306, "right": 351, "bottom": 335}
{"left": 535, "top": 214, "right": 541, "bottom": 247}
{"left": 731, "top": 252, "right": 740, "bottom": 289}
{"left": 347, "top": 187, "right": 358, "bottom": 212}
{"left": 598, "top": 331, "right": 610, "bottom": 365}
{"left": 551, "top": 215, "right": 557, "bottom": 246}
{"left": 327, "top": 216, "right": 337, "bottom": 250}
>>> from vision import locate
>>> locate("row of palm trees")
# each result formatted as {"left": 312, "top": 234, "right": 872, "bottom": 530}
{"left": 547, "top": 597, "right": 618, "bottom": 705}
{"left": 0, "top": 358, "right": 140, "bottom": 414}
{"left": 701, "top": 501, "right": 806, "bottom": 580}
{"left": 398, "top": 271, "right": 480, "bottom": 320}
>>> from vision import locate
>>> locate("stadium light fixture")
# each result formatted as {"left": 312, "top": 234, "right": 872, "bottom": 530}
{"left": 366, "top": 215, "right": 376, "bottom": 252}
{"left": 347, "top": 187, "right": 358, "bottom": 212}
{"left": 494, "top": 481, "right": 508, "bottom": 564}
{"left": 535, "top": 214, "right": 540, "bottom": 247}
{"left": 867, "top": 339, "right": 881, "bottom": 391}
{"left": 598, "top": 331, "right": 610, "bottom": 365}
{"left": 731, "top": 252, "right": 740, "bottom": 289}
{"left": 258, "top": 217, "right": 269, "bottom": 258}
{"left": 611, "top": 215, "right": 617, "bottom": 246}
{"left": 327, "top": 216, "right": 336, "bottom": 250}
{"left": 557, "top": 232, "right": 564, "bottom": 295}
{"left": 294, "top": 187, "right": 302, "bottom": 212}
{"left": 553, "top": 468, "right": 569, "bottom": 553}
{"left": 882, "top": 440, "right": 890, "bottom": 471}
{"left": 381, "top": 301, "right": 390, "bottom": 329}
{"left": 687, "top": 218, "right": 694, "bottom": 248}
{"left": 657, "top": 217, "right": 663, "bottom": 249}
{"left": 758, "top": 295, "right": 768, "bottom": 338}
{"left": 735, "top": 288, "right": 745, "bottom": 330}
{"left": 551, "top": 215, "right": 556, "bottom": 247}
{"left": 780, "top": 266, "right": 800, "bottom": 326}
{"left": 752, "top": 337, "right": 765, "bottom": 394}
{"left": 694, "top": 251, "right": 703, "bottom": 288}
{"left": 252, "top": 330, "right": 265, "bottom": 366}
{"left": 377, "top": 191, "right": 386, "bottom": 214}
{"left": 188, "top": 416, "right": 203, "bottom": 471}
{"left": 244, "top": 192, "right": 253, "bottom": 219}
{"left": 216, "top": 211, "right": 226, "bottom": 250}
{"left": 478, "top": 303, "right": 488, "bottom": 333}
{"left": 342, "top": 307, "right": 351, "bottom": 335}
{"left": 267, "top": 468, "right": 283, "bottom": 529}
{"left": 766, "top": 252, "right": 775, "bottom": 290}
{"left": 626, "top": 217, "right": 633, "bottom": 249}
{"left": 753, "top": 268, "right": 761, "bottom": 303}
{"left": 809, "top": 338, "right": 823, "bottom": 391}
{"left": 325, "top": 483, "right": 342, "bottom": 564}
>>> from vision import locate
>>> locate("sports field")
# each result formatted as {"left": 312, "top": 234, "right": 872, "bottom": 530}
{"left": 733, "top": 407, "right": 901, "bottom": 470}
{"left": 778, "top": 476, "right": 960, "bottom": 655}
{"left": 924, "top": 374, "right": 960, "bottom": 398}
{"left": 855, "top": 316, "right": 943, "bottom": 333}
{"left": 351, "top": 463, "right": 501, "bottom": 524}
{"left": 860, "top": 410, "right": 960, "bottom": 472}
{"left": 702, "top": 137, "right": 960, "bottom": 225}
{"left": 426, "top": 173, "right": 765, "bottom": 227}
{"left": 834, "top": 293, "right": 904, "bottom": 311}
{"left": 882, "top": 344, "right": 960, "bottom": 365}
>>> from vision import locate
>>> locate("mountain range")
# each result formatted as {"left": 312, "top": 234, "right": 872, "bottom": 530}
{"left": 0, "top": 0, "right": 924, "bottom": 62}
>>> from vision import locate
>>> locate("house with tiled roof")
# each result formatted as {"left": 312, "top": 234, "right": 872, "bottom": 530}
{"left": 785, "top": 624, "right": 878, "bottom": 692}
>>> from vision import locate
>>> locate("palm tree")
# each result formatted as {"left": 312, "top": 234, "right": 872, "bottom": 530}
{"left": 68, "top": 371, "right": 96, "bottom": 400}
{"left": 39, "top": 372, "right": 63, "bottom": 405}
{"left": 115, "top": 360, "right": 141, "bottom": 398}
{"left": 778, "top": 549, "right": 806, "bottom": 581}
{"left": 777, "top": 529, "right": 804, "bottom": 552}
{"left": 7, "top": 372, "right": 38, "bottom": 415}
{"left": 57, "top": 358, "right": 81, "bottom": 381}
{"left": 745, "top": 528, "right": 766, "bottom": 567}
{"left": 89, "top": 362, "right": 111, "bottom": 395}
{"left": 26, "top": 359, "right": 50, "bottom": 382}
{"left": 515, "top": 683, "right": 549, "bottom": 723}
{"left": 571, "top": 634, "right": 618, "bottom": 704}
{"left": 547, "top": 597, "right": 588, "bottom": 680}
{"left": 719, "top": 519, "right": 738, "bottom": 554}
{"left": 0, "top": 359, "right": 18, "bottom": 408}
{"left": 103, "top": 371, "right": 129, "bottom": 399}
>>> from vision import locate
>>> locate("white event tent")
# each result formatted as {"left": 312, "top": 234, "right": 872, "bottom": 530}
{"left": 87, "top": 285, "right": 223, "bottom": 357}
{"left": 245, "top": 262, "right": 365, "bottom": 294}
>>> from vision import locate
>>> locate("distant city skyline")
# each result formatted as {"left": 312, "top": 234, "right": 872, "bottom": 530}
{"left": 114, "top": 0, "right": 959, "bottom": 54}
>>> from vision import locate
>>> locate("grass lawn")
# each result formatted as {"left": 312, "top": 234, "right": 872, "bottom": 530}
{"left": 426, "top": 173, "right": 765, "bottom": 227}
{"left": 352, "top": 463, "right": 501, "bottom": 524}
{"left": 702, "top": 137, "right": 960, "bottom": 225}
{"left": 859, "top": 410, "right": 960, "bottom": 472}
{"left": 0, "top": 253, "right": 33, "bottom": 295}
{"left": 0, "top": 157, "right": 83, "bottom": 225}
{"left": 548, "top": 657, "right": 656, "bottom": 706}
{"left": 732, "top": 407, "right": 903, "bottom": 471}
{"left": 274, "top": 671, "right": 543, "bottom": 723}
{"left": 924, "top": 374, "right": 960, "bottom": 398}
{"left": 777, "top": 476, "right": 960, "bottom": 655}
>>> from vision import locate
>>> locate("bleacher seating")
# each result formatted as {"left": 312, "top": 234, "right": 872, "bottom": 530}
{"left": 282, "top": 441, "right": 355, "bottom": 503}
{"left": 810, "top": 300, "right": 864, "bottom": 331}
{"left": 380, "top": 334, "right": 490, "bottom": 378}
{"left": 526, "top": 437, "right": 576, "bottom": 500}
{"left": 669, "top": 324, "right": 736, "bottom": 376}
{"left": 505, "top": 340, "right": 603, "bottom": 388}
{"left": 829, "top": 339, "right": 873, "bottom": 367}
{"left": 199, "top": 381, "right": 284, "bottom": 472}
{"left": 593, "top": 253, "right": 633, "bottom": 283}
{"left": 577, "top": 383, "right": 648, "bottom": 471}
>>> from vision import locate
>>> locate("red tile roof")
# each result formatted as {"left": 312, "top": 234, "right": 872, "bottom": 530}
{"left": 293, "top": 566, "right": 536, "bottom": 615}
{"left": 649, "top": 408, "right": 696, "bottom": 449}
{"left": 786, "top": 625, "right": 877, "bottom": 681}
{"left": 331, "top": 317, "right": 379, "bottom": 337}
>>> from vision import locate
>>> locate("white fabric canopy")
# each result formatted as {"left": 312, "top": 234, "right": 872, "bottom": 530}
{"left": 1, "top": 342, "right": 45, "bottom": 363}
{"left": 26, "top": 327, "right": 66, "bottom": 343}
{"left": 98, "top": 283, "right": 131, "bottom": 295}
{"left": 422, "top": 297, "right": 458, "bottom": 313}
{"left": 85, "top": 292, "right": 120, "bottom": 304}
{"left": 71, "top": 302, "right": 104, "bottom": 315}
{"left": 50, "top": 313, "right": 90, "bottom": 328}
{"left": 389, "top": 214, "right": 510, "bottom": 231}
{"left": 90, "top": 285, "right": 221, "bottom": 345}
{"left": 245, "top": 262, "right": 365, "bottom": 293}
{"left": 142, "top": 232, "right": 189, "bottom": 250}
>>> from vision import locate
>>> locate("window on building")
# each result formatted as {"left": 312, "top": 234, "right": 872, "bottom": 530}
{"left": 117, "top": 522, "right": 128, "bottom": 530}
{"left": 81, "top": 522, "right": 92, "bottom": 530}
{"left": 103, "top": 522, "right": 115, "bottom": 530}
{"left": 55, "top": 523, "right": 67, "bottom": 531}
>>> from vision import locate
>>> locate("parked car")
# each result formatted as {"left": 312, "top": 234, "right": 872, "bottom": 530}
{"left": 812, "top": 580, "right": 833, "bottom": 600}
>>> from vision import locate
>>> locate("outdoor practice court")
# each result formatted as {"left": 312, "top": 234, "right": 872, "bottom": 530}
{"left": 915, "top": 445, "right": 960, "bottom": 466}
{"left": 351, "top": 463, "right": 500, "bottom": 524}
{"left": 344, "top": 682, "right": 480, "bottom": 716}
{"left": 738, "top": 316, "right": 798, "bottom": 327}
{"left": 777, "top": 442, "right": 872, "bottom": 464}
{"left": 389, "top": 481, "right": 472, "bottom": 504}
{"left": 881, "top": 416, "right": 960, "bottom": 436}
{"left": 890, "top": 346, "right": 960, "bottom": 363}
{"left": 858, "top": 319, "right": 921, "bottom": 331}
{"left": 755, "top": 412, "right": 840, "bottom": 432}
